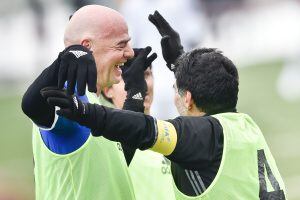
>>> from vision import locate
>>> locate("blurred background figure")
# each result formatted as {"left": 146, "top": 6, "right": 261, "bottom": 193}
{"left": 0, "top": 0, "right": 300, "bottom": 199}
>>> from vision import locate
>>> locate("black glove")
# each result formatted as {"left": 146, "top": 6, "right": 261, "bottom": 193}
{"left": 121, "top": 46, "right": 157, "bottom": 101}
{"left": 148, "top": 11, "right": 184, "bottom": 72}
{"left": 40, "top": 87, "right": 157, "bottom": 151}
{"left": 40, "top": 87, "right": 94, "bottom": 128}
{"left": 58, "top": 45, "right": 97, "bottom": 96}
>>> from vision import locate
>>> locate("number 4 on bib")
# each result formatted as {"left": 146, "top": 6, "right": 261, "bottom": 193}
{"left": 257, "top": 149, "right": 286, "bottom": 200}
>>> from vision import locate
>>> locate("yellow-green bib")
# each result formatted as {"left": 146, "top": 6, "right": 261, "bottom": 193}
{"left": 32, "top": 92, "right": 136, "bottom": 200}
{"left": 174, "top": 113, "right": 287, "bottom": 200}
{"left": 129, "top": 150, "right": 176, "bottom": 200}
{"left": 99, "top": 95, "right": 176, "bottom": 200}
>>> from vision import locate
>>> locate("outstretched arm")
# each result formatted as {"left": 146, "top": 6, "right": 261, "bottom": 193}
{"left": 40, "top": 87, "right": 222, "bottom": 170}
{"left": 40, "top": 87, "right": 177, "bottom": 155}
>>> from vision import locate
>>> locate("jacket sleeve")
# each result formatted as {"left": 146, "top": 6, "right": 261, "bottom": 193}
{"left": 21, "top": 58, "right": 60, "bottom": 128}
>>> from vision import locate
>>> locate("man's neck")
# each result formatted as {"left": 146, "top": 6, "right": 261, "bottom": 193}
{"left": 187, "top": 108, "right": 205, "bottom": 117}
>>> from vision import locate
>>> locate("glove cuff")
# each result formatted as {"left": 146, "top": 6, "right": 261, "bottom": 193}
{"left": 167, "top": 49, "right": 185, "bottom": 73}
{"left": 123, "top": 89, "right": 145, "bottom": 112}
{"left": 86, "top": 103, "right": 106, "bottom": 136}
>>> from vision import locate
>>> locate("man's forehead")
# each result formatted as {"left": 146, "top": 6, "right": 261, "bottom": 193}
{"left": 99, "top": 20, "right": 129, "bottom": 38}
{"left": 99, "top": 28, "right": 130, "bottom": 43}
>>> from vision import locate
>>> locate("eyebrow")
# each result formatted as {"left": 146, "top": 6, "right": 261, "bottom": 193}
{"left": 116, "top": 37, "right": 131, "bottom": 45}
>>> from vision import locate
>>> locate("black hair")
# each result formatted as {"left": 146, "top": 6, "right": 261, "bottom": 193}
{"left": 175, "top": 48, "right": 239, "bottom": 115}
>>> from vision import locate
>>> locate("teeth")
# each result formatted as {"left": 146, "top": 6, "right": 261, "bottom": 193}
{"left": 115, "top": 63, "right": 124, "bottom": 68}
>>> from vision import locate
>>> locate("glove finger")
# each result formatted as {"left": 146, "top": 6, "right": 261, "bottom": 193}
{"left": 40, "top": 88, "right": 68, "bottom": 99}
{"left": 138, "top": 46, "right": 152, "bottom": 59}
{"left": 56, "top": 108, "right": 73, "bottom": 119}
{"left": 67, "top": 62, "right": 77, "bottom": 95}
{"left": 40, "top": 86, "right": 59, "bottom": 93}
{"left": 133, "top": 48, "right": 143, "bottom": 57}
{"left": 145, "top": 53, "right": 157, "bottom": 70}
{"left": 154, "top": 11, "right": 175, "bottom": 34}
{"left": 76, "top": 66, "right": 87, "bottom": 96}
{"left": 149, "top": 11, "right": 173, "bottom": 36}
{"left": 87, "top": 61, "right": 97, "bottom": 93}
{"left": 149, "top": 13, "right": 166, "bottom": 36}
{"left": 161, "top": 35, "right": 174, "bottom": 64}
{"left": 47, "top": 97, "right": 71, "bottom": 108}
{"left": 58, "top": 59, "right": 68, "bottom": 89}
{"left": 148, "top": 14, "right": 160, "bottom": 29}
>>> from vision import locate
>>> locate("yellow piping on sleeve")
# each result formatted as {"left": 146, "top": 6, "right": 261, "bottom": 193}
{"left": 150, "top": 120, "right": 177, "bottom": 156}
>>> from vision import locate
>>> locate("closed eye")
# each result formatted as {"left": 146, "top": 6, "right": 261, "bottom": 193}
{"left": 115, "top": 38, "right": 131, "bottom": 49}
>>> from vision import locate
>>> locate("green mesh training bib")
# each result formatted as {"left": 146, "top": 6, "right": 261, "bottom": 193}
{"left": 129, "top": 150, "right": 176, "bottom": 200}
{"left": 174, "top": 113, "right": 287, "bottom": 200}
{"left": 99, "top": 95, "right": 176, "bottom": 200}
{"left": 32, "top": 92, "right": 136, "bottom": 200}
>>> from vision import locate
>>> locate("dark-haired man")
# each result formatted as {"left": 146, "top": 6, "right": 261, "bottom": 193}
{"left": 40, "top": 46, "right": 287, "bottom": 199}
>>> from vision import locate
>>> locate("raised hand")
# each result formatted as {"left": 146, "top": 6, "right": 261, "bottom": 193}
{"left": 121, "top": 46, "right": 157, "bottom": 100}
{"left": 58, "top": 45, "right": 97, "bottom": 96}
{"left": 148, "top": 11, "right": 184, "bottom": 71}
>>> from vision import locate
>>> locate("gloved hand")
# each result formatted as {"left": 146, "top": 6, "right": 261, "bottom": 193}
{"left": 58, "top": 45, "right": 97, "bottom": 96}
{"left": 40, "top": 86, "right": 94, "bottom": 128}
{"left": 121, "top": 46, "right": 157, "bottom": 101}
{"left": 148, "top": 11, "right": 184, "bottom": 72}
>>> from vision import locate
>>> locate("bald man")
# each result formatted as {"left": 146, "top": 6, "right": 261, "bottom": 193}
{"left": 21, "top": 5, "right": 139, "bottom": 200}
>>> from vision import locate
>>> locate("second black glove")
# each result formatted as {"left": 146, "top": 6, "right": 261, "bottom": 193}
{"left": 121, "top": 46, "right": 157, "bottom": 101}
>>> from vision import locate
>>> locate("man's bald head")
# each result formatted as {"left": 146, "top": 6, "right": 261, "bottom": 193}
{"left": 64, "top": 5, "right": 127, "bottom": 46}
{"left": 63, "top": 5, "right": 134, "bottom": 93}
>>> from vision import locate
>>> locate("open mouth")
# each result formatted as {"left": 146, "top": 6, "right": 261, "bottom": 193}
{"left": 113, "top": 63, "right": 125, "bottom": 77}
{"left": 115, "top": 63, "right": 125, "bottom": 69}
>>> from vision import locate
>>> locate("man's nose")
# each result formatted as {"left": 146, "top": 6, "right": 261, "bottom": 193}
{"left": 124, "top": 44, "right": 134, "bottom": 59}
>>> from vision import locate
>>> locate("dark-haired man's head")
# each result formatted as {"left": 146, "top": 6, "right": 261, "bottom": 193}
{"left": 174, "top": 48, "right": 239, "bottom": 116}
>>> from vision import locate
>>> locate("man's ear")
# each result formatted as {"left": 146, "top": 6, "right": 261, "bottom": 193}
{"left": 81, "top": 39, "right": 92, "bottom": 50}
{"left": 184, "top": 91, "right": 194, "bottom": 110}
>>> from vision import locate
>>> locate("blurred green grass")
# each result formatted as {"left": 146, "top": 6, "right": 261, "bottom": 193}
{"left": 0, "top": 95, "right": 34, "bottom": 199}
{"left": 0, "top": 60, "right": 299, "bottom": 199}
{"left": 238, "top": 60, "right": 300, "bottom": 199}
